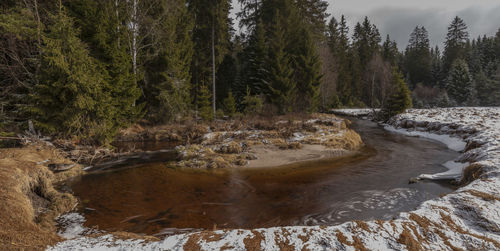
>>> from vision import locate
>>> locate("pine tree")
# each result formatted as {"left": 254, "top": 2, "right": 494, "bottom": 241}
{"left": 443, "top": 16, "right": 469, "bottom": 73}
{"left": 0, "top": 6, "right": 39, "bottom": 127}
{"left": 294, "top": 26, "right": 322, "bottom": 112}
{"left": 334, "top": 15, "right": 353, "bottom": 105}
{"left": 430, "top": 46, "right": 444, "bottom": 88}
{"left": 245, "top": 20, "right": 268, "bottom": 95}
{"left": 404, "top": 26, "right": 432, "bottom": 88}
{"left": 495, "top": 29, "right": 500, "bottom": 59}
{"left": 151, "top": 0, "right": 194, "bottom": 123}
{"left": 188, "top": 0, "right": 232, "bottom": 117}
{"left": 266, "top": 11, "right": 296, "bottom": 114}
{"left": 223, "top": 90, "right": 236, "bottom": 117}
{"left": 236, "top": 0, "right": 262, "bottom": 31}
{"left": 197, "top": 85, "right": 213, "bottom": 121}
{"left": 381, "top": 69, "right": 412, "bottom": 119}
{"left": 446, "top": 59, "right": 472, "bottom": 105}
{"left": 32, "top": 8, "right": 116, "bottom": 144}
{"left": 382, "top": 34, "right": 398, "bottom": 66}
{"left": 242, "top": 86, "right": 263, "bottom": 115}
{"left": 295, "top": 0, "right": 329, "bottom": 38}
{"left": 326, "top": 17, "right": 340, "bottom": 52}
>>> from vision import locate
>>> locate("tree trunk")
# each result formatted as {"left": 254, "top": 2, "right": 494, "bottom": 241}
{"left": 212, "top": 16, "right": 216, "bottom": 119}
{"left": 131, "top": 0, "right": 138, "bottom": 106}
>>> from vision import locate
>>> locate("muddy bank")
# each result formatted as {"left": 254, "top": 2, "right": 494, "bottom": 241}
{"left": 0, "top": 145, "right": 81, "bottom": 250}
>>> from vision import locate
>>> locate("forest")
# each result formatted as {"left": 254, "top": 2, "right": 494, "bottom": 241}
{"left": 1, "top": 0, "right": 499, "bottom": 145}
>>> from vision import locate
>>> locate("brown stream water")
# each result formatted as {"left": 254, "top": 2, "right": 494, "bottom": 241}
{"left": 69, "top": 118, "right": 458, "bottom": 237}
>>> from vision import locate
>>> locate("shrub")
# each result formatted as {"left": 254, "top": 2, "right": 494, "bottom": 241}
{"left": 242, "top": 86, "right": 263, "bottom": 115}
{"left": 223, "top": 91, "right": 236, "bottom": 117}
{"left": 380, "top": 69, "right": 412, "bottom": 120}
{"left": 197, "top": 85, "right": 213, "bottom": 121}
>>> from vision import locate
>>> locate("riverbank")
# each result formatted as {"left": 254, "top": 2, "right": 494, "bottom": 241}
{"left": 48, "top": 107, "right": 500, "bottom": 250}
{"left": 164, "top": 113, "right": 363, "bottom": 169}
{"left": 0, "top": 145, "right": 81, "bottom": 250}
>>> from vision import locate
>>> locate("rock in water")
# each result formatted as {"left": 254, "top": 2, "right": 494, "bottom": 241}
{"left": 48, "top": 163, "right": 76, "bottom": 172}
{"left": 408, "top": 177, "right": 420, "bottom": 184}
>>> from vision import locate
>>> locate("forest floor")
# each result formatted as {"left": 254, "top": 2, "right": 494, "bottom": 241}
{"left": 45, "top": 107, "right": 500, "bottom": 250}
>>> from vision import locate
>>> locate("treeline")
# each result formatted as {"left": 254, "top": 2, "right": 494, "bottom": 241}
{"left": 0, "top": 0, "right": 497, "bottom": 144}
{"left": 403, "top": 17, "right": 500, "bottom": 107}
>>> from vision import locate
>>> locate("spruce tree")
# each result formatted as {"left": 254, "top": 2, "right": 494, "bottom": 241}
{"left": 223, "top": 90, "right": 236, "bottom": 117}
{"left": 151, "top": 0, "right": 194, "bottom": 122}
{"left": 381, "top": 69, "right": 412, "bottom": 119}
{"left": 197, "top": 85, "right": 213, "bottom": 121}
{"left": 495, "top": 29, "right": 500, "bottom": 59}
{"left": 188, "top": 0, "right": 232, "bottom": 116}
{"left": 32, "top": 8, "right": 116, "bottom": 144}
{"left": 446, "top": 59, "right": 472, "bottom": 105}
{"left": 382, "top": 34, "right": 398, "bottom": 66}
{"left": 245, "top": 20, "right": 268, "bottom": 95}
{"left": 295, "top": 0, "right": 329, "bottom": 38}
{"left": 430, "top": 46, "right": 444, "bottom": 88}
{"left": 443, "top": 16, "right": 469, "bottom": 73}
{"left": 294, "top": 26, "right": 322, "bottom": 112}
{"left": 404, "top": 26, "right": 432, "bottom": 88}
{"left": 266, "top": 11, "right": 296, "bottom": 114}
{"left": 242, "top": 86, "right": 263, "bottom": 115}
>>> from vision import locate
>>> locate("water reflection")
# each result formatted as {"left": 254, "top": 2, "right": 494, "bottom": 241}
{"left": 70, "top": 119, "right": 458, "bottom": 236}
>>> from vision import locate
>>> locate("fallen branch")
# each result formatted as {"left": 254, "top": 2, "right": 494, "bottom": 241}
{"left": 0, "top": 136, "right": 20, "bottom": 140}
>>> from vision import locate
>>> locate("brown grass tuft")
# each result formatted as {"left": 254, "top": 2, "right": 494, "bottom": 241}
{"left": 460, "top": 164, "right": 484, "bottom": 186}
{"left": 397, "top": 225, "right": 424, "bottom": 251}
{"left": 466, "top": 190, "right": 500, "bottom": 202}
{"left": 0, "top": 145, "right": 79, "bottom": 250}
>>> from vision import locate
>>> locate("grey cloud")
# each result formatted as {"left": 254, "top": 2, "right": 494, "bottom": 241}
{"left": 354, "top": 5, "right": 500, "bottom": 50}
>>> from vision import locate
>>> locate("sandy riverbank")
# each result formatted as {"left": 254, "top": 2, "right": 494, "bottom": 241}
{"left": 168, "top": 114, "right": 364, "bottom": 169}
{"left": 247, "top": 144, "right": 354, "bottom": 168}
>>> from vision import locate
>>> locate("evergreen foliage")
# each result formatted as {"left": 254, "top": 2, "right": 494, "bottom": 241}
{"left": 2, "top": 0, "right": 500, "bottom": 143}
{"left": 265, "top": 10, "right": 296, "bottom": 114}
{"left": 32, "top": 9, "right": 117, "bottom": 144}
{"left": 197, "top": 85, "right": 213, "bottom": 121}
{"left": 446, "top": 59, "right": 472, "bottom": 105}
{"left": 381, "top": 69, "right": 412, "bottom": 119}
{"left": 443, "top": 16, "right": 469, "bottom": 73}
{"left": 223, "top": 91, "right": 237, "bottom": 117}
{"left": 404, "top": 26, "right": 432, "bottom": 88}
{"left": 242, "top": 86, "right": 263, "bottom": 115}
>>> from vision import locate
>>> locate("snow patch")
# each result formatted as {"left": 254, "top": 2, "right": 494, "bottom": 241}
{"left": 384, "top": 125, "right": 466, "bottom": 151}
{"left": 56, "top": 213, "right": 98, "bottom": 239}
{"left": 418, "top": 161, "right": 470, "bottom": 180}
{"left": 48, "top": 107, "right": 500, "bottom": 250}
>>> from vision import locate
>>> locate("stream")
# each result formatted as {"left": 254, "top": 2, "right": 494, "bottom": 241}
{"left": 67, "top": 118, "right": 458, "bottom": 237}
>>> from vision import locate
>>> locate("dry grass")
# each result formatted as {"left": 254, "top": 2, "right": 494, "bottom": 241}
{"left": 397, "top": 225, "right": 424, "bottom": 251}
{"left": 0, "top": 145, "right": 79, "bottom": 250}
{"left": 460, "top": 164, "right": 484, "bottom": 186}
{"left": 439, "top": 212, "right": 500, "bottom": 249}
{"left": 243, "top": 230, "right": 265, "bottom": 250}
{"left": 167, "top": 113, "right": 363, "bottom": 169}
{"left": 466, "top": 190, "right": 500, "bottom": 202}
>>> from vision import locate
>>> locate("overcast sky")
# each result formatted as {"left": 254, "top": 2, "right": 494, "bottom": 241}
{"left": 230, "top": 0, "right": 500, "bottom": 50}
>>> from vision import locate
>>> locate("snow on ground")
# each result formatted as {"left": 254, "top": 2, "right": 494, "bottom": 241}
{"left": 331, "top": 108, "right": 379, "bottom": 117}
{"left": 48, "top": 108, "right": 500, "bottom": 250}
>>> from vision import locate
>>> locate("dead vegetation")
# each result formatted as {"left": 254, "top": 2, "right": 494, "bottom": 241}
{"left": 460, "top": 164, "right": 484, "bottom": 186}
{"left": 163, "top": 113, "right": 363, "bottom": 169}
{"left": 0, "top": 145, "right": 82, "bottom": 250}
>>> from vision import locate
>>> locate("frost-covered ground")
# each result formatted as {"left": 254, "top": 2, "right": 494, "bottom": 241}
{"left": 48, "top": 108, "right": 500, "bottom": 250}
